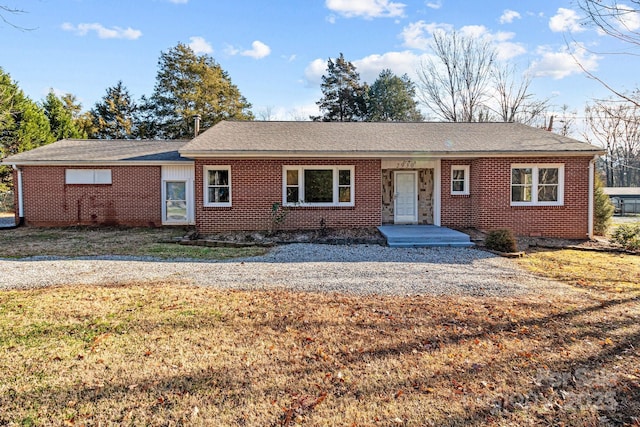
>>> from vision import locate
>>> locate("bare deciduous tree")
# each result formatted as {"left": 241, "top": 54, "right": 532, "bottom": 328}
{"left": 584, "top": 97, "right": 640, "bottom": 186}
{"left": 416, "top": 30, "right": 548, "bottom": 124}
{"left": 416, "top": 30, "right": 496, "bottom": 122}
{"left": 491, "top": 65, "right": 549, "bottom": 125}
{"left": 1, "top": 5, "right": 34, "bottom": 30}
{"left": 575, "top": 0, "right": 640, "bottom": 106}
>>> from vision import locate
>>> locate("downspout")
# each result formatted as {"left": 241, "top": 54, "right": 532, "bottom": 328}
{"left": 587, "top": 156, "right": 596, "bottom": 239}
{"left": 13, "top": 165, "right": 25, "bottom": 226}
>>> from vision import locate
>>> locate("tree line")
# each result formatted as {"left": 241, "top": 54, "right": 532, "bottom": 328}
{"left": 2, "top": 21, "right": 640, "bottom": 189}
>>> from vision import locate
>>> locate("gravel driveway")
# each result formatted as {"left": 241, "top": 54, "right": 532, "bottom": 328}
{"left": 0, "top": 244, "right": 569, "bottom": 296}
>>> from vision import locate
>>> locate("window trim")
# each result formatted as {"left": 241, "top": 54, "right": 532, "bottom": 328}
{"left": 510, "top": 163, "right": 564, "bottom": 207}
{"left": 450, "top": 165, "right": 470, "bottom": 195}
{"left": 203, "top": 165, "right": 232, "bottom": 207}
{"left": 65, "top": 169, "right": 112, "bottom": 185}
{"left": 282, "top": 165, "right": 355, "bottom": 207}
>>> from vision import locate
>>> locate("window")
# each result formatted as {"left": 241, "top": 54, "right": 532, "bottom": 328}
{"left": 283, "top": 166, "right": 354, "bottom": 206}
{"left": 65, "top": 169, "right": 112, "bottom": 184}
{"left": 204, "top": 166, "right": 231, "bottom": 207}
{"left": 511, "top": 164, "right": 564, "bottom": 206}
{"left": 451, "top": 165, "right": 470, "bottom": 195}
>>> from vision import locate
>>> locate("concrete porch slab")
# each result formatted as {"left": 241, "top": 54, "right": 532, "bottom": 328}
{"left": 378, "top": 225, "right": 474, "bottom": 248}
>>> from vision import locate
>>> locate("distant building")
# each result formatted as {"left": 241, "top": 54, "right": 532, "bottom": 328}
{"left": 603, "top": 187, "right": 640, "bottom": 215}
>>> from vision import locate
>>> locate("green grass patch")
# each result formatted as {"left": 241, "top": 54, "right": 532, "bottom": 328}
{"left": 0, "top": 227, "right": 267, "bottom": 259}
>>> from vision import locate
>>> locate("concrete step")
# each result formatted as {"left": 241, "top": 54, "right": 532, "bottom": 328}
{"left": 378, "top": 225, "right": 474, "bottom": 248}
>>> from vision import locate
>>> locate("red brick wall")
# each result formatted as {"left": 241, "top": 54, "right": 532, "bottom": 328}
{"left": 195, "top": 159, "right": 382, "bottom": 233}
{"left": 20, "top": 166, "right": 162, "bottom": 227}
{"left": 441, "top": 157, "right": 592, "bottom": 239}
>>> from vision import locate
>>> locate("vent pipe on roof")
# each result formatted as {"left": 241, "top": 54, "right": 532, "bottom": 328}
{"left": 193, "top": 114, "right": 201, "bottom": 138}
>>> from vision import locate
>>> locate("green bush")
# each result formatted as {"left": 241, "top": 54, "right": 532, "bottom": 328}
{"left": 484, "top": 229, "right": 518, "bottom": 253}
{"left": 610, "top": 224, "right": 640, "bottom": 251}
{"left": 594, "top": 175, "right": 614, "bottom": 235}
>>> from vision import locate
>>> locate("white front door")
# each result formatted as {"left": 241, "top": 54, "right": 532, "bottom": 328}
{"left": 164, "top": 181, "right": 189, "bottom": 224}
{"left": 161, "top": 165, "right": 195, "bottom": 225}
{"left": 394, "top": 171, "right": 418, "bottom": 224}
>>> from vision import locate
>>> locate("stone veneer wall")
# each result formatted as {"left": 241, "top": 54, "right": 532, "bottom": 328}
{"left": 381, "top": 169, "right": 434, "bottom": 224}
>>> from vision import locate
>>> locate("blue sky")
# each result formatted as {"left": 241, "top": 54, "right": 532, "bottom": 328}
{"left": 2, "top": 0, "right": 638, "bottom": 123}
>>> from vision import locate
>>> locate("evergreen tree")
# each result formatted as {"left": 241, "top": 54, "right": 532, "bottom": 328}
{"left": 594, "top": 174, "right": 615, "bottom": 235}
{"left": 42, "top": 91, "right": 85, "bottom": 140}
{"left": 0, "top": 68, "right": 54, "bottom": 190}
{"left": 148, "top": 43, "right": 253, "bottom": 139}
{"left": 313, "top": 53, "right": 368, "bottom": 122}
{"left": 90, "top": 81, "right": 137, "bottom": 139}
{"left": 366, "top": 69, "right": 424, "bottom": 122}
{"left": 61, "top": 93, "right": 94, "bottom": 138}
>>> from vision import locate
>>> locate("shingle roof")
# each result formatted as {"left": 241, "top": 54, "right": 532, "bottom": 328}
{"left": 180, "top": 121, "right": 602, "bottom": 157}
{"left": 2, "top": 139, "right": 191, "bottom": 164}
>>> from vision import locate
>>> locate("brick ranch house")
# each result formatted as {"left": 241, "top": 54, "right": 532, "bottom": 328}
{"left": 2, "top": 121, "right": 603, "bottom": 239}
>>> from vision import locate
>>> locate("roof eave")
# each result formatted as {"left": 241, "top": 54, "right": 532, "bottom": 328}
{"left": 178, "top": 149, "right": 604, "bottom": 159}
{"left": 1, "top": 160, "right": 195, "bottom": 166}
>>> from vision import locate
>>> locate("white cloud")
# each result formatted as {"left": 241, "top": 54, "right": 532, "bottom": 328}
{"left": 304, "top": 58, "right": 329, "bottom": 87}
{"left": 459, "top": 25, "right": 526, "bottom": 60}
{"left": 61, "top": 22, "right": 142, "bottom": 40}
{"left": 188, "top": 36, "right": 213, "bottom": 54}
{"left": 240, "top": 40, "right": 271, "bottom": 59}
{"left": 616, "top": 3, "right": 640, "bottom": 31}
{"left": 426, "top": 1, "right": 441, "bottom": 9}
{"left": 354, "top": 51, "right": 427, "bottom": 82}
{"left": 402, "top": 23, "right": 525, "bottom": 60}
{"left": 499, "top": 9, "right": 521, "bottom": 24}
{"left": 325, "top": 0, "right": 406, "bottom": 19}
{"left": 224, "top": 44, "right": 240, "bottom": 56}
{"left": 528, "top": 43, "right": 600, "bottom": 79}
{"left": 168, "top": 0, "right": 188, "bottom": 3}
{"left": 549, "top": 8, "right": 584, "bottom": 33}
{"left": 304, "top": 51, "right": 431, "bottom": 88}
{"left": 400, "top": 21, "right": 452, "bottom": 50}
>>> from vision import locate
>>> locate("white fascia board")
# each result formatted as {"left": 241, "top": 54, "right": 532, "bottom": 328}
{"left": 1, "top": 160, "right": 195, "bottom": 166}
{"left": 178, "top": 150, "right": 604, "bottom": 159}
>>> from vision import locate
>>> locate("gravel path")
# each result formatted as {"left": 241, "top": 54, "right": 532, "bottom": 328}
{"left": 0, "top": 244, "right": 571, "bottom": 297}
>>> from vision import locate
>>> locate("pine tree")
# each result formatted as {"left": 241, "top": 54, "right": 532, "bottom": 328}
{"left": 314, "top": 53, "right": 368, "bottom": 122}
{"left": 90, "top": 81, "right": 137, "bottom": 139}
{"left": 0, "top": 68, "right": 54, "bottom": 190}
{"left": 147, "top": 43, "right": 253, "bottom": 139}
{"left": 366, "top": 69, "right": 424, "bottom": 122}
{"left": 594, "top": 174, "right": 614, "bottom": 236}
{"left": 42, "top": 91, "right": 85, "bottom": 140}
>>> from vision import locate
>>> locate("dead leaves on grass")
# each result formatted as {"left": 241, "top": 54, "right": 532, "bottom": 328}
{"left": 1, "top": 285, "right": 639, "bottom": 425}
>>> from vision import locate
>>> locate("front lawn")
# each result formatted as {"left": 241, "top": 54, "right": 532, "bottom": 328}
{"left": 1, "top": 248, "right": 639, "bottom": 425}
{"left": 0, "top": 226, "right": 267, "bottom": 259}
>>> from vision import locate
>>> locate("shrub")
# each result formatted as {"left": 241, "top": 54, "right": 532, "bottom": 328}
{"left": 594, "top": 175, "right": 614, "bottom": 235}
{"left": 610, "top": 224, "right": 640, "bottom": 251}
{"left": 484, "top": 229, "right": 518, "bottom": 253}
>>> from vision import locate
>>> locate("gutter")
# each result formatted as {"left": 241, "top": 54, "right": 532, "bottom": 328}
{"left": 12, "top": 165, "right": 24, "bottom": 227}
{"left": 588, "top": 155, "right": 596, "bottom": 239}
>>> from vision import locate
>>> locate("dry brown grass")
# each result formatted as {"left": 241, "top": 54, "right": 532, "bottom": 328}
{"left": 1, "top": 273, "right": 638, "bottom": 426}
{"left": 517, "top": 248, "right": 640, "bottom": 294}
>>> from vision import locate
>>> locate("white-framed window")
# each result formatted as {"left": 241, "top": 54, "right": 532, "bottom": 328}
{"left": 451, "top": 165, "right": 470, "bottom": 195}
{"left": 204, "top": 166, "right": 231, "bottom": 207}
{"left": 65, "top": 169, "right": 112, "bottom": 184}
{"left": 511, "top": 164, "right": 564, "bottom": 206}
{"left": 283, "top": 165, "right": 354, "bottom": 207}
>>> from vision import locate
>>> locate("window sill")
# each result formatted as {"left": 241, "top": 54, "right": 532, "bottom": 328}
{"left": 284, "top": 203, "right": 355, "bottom": 208}
{"left": 510, "top": 202, "right": 564, "bottom": 207}
{"left": 203, "top": 203, "right": 232, "bottom": 208}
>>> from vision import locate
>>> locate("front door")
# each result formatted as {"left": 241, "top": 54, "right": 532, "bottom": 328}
{"left": 394, "top": 171, "right": 418, "bottom": 224}
{"left": 163, "top": 181, "right": 189, "bottom": 224}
